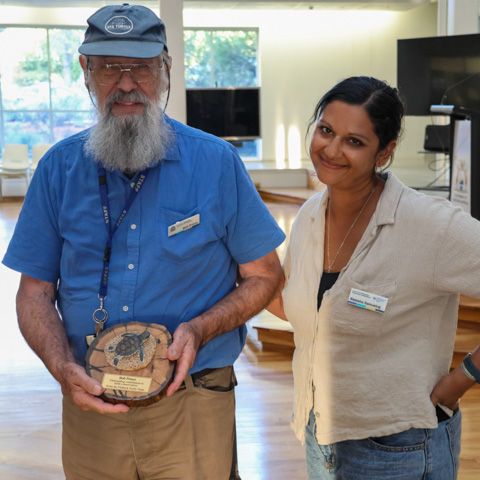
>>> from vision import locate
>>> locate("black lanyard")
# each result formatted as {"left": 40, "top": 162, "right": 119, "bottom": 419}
{"left": 92, "top": 166, "right": 149, "bottom": 334}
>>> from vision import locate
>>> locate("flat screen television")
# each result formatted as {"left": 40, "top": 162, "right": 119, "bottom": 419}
{"left": 397, "top": 33, "right": 480, "bottom": 116}
{"left": 186, "top": 87, "right": 260, "bottom": 140}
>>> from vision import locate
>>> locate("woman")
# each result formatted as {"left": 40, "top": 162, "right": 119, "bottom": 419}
{"left": 268, "top": 76, "right": 480, "bottom": 479}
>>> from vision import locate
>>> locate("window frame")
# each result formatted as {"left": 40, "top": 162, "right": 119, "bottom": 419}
{"left": 183, "top": 27, "right": 261, "bottom": 159}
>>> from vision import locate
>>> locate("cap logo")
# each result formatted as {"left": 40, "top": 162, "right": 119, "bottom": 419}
{"left": 105, "top": 16, "right": 134, "bottom": 35}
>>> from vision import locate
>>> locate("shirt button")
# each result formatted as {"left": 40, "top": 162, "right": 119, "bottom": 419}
{"left": 131, "top": 224, "right": 137, "bottom": 230}
{"left": 312, "top": 385, "right": 316, "bottom": 392}
{"left": 130, "top": 182, "right": 135, "bottom": 188}
{"left": 128, "top": 264, "right": 134, "bottom": 270}
{"left": 315, "top": 411, "right": 320, "bottom": 418}
{"left": 123, "top": 306, "right": 129, "bottom": 312}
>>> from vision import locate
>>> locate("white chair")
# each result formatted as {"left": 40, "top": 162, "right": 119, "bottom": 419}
{"left": 1, "top": 144, "right": 29, "bottom": 170}
{"left": 0, "top": 144, "right": 30, "bottom": 197}
{"left": 31, "top": 144, "right": 52, "bottom": 173}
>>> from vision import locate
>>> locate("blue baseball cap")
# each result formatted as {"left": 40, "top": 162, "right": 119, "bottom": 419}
{"left": 79, "top": 3, "right": 167, "bottom": 59}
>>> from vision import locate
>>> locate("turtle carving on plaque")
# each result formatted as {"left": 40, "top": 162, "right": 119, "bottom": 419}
{"left": 86, "top": 321, "right": 175, "bottom": 407}
{"left": 105, "top": 330, "right": 154, "bottom": 369}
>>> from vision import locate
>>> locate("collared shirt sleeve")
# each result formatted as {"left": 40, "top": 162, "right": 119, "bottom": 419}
{"left": 220, "top": 147, "right": 285, "bottom": 265}
{"left": 433, "top": 205, "right": 480, "bottom": 297}
{"left": 3, "top": 156, "right": 62, "bottom": 282}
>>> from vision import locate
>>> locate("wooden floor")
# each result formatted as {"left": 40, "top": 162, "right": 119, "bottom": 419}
{"left": 0, "top": 200, "right": 479, "bottom": 479}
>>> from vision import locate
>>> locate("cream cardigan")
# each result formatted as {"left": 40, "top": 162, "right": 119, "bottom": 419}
{"left": 283, "top": 173, "right": 480, "bottom": 445}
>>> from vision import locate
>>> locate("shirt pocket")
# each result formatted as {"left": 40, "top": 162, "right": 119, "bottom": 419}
{"left": 325, "top": 279, "right": 397, "bottom": 337}
{"left": 156, "top": 206, "right": 205, "bottom": 264}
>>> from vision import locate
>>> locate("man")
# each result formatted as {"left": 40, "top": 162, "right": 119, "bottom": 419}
{"left": 3, "top": 4, "right": 285, "bottom": 479}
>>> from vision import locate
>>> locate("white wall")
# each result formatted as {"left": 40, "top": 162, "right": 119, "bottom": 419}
{"left": 159, "top": 0, "right": 186, "bottom": 123}
{"left": 447, "top": 0, "right": 479, "bottom": 35}
{"left": 0, "top": 6, "right": 99, "bottom": 25}
{"left": 1, "top": 3, "right": 437, "bottom": 166}
{"left": 184, "top": 3, "right": 438, "bottom": 164}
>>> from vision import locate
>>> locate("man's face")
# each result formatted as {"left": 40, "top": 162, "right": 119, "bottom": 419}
{"left": 81, "top": 52, "right": 174, "bottom": 173}
{"left": 80, "top": 55, "right": 163, "bottom": 116}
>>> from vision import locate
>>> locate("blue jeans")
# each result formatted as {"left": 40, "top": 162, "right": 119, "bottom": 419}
{"left": 305, "top": 408, "right": 462, "bottom": 480}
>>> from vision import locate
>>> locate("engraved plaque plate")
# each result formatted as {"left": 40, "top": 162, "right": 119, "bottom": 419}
{"left": 85, "top": 321, "right": 174, "bottom": 407}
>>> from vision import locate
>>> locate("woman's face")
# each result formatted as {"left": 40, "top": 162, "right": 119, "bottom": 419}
{"left": 309, "top": 100, "right": 394, "bottom": 191}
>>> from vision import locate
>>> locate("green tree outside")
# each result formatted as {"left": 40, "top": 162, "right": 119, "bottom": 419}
{"left": 184, "top": 29, "right": 258, "bottom": 88}
{"left": 14, "top": 28, "right": 83, "bottom": 88}
{"left": 213, "top": 31, "right": 257, "bottom": 88}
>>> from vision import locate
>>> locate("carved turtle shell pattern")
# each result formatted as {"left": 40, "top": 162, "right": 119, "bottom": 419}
{"left": 114, "top": 331, "right": 150, "bottom": 357}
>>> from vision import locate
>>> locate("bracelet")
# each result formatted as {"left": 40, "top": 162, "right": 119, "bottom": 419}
{"left": 461, "top": 353, "right": 480, "bottom": 384}
{"left": 461, "top": 361, "right": 477, "bottom": 382}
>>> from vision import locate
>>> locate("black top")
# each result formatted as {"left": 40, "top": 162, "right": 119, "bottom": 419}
{"left": 317, "top": 271, "right": 340, "bottom": 310}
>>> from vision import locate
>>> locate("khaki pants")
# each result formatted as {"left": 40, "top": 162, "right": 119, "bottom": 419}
{"left": 62, "top": 366, "right": 239, "bottom": 480}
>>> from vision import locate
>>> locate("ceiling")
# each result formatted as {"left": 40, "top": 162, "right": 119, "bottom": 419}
{"left": 0, "top": 0, "right": 434, "bottom": 11}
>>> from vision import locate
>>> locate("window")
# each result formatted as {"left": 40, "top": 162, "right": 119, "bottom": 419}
{"left": 0, "top": 26, "right": 261, "bottom": 159}
{"left": 0, "top": 27, "right": 93, "bottom": 151}
{"left": 184, "top": 28, "right": 261, "bottom": 159}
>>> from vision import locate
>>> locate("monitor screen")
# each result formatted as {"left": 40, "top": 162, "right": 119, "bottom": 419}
{"left": 397, "top": 33, "right": 480, "bottom": 116}
{"left": 186, "top": 88, "right": 260, "bottom": 139}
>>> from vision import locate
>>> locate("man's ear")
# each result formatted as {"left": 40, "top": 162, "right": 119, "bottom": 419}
{"left": 376, "top": 140, "right": 397, "bottom": 168}
{"left": 79, "top": 55, "right": 89, "bottom": 89}
{"left": 160, "top": 55, "right": 172, "bottom": 93}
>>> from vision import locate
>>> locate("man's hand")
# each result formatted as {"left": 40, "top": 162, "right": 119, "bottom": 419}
{"left": 16, "top": 275, "right": 129, "bottom": 414}
{"left": 59, "top": 361, "right": 129, "bottom": 414}
{"left": 430, "top": 366, "right": 475, "bottom": 410}
{"left": 166, "top": 321, "right": 203, "bottom": 396}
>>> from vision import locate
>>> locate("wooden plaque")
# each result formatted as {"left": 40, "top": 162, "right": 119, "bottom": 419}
{"left": 85, "top": 321, "right": 174, "bottom": 407}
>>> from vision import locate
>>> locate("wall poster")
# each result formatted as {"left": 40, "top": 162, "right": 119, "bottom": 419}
{"left": 450, "top": 119, "right": 471, "bottom": 213}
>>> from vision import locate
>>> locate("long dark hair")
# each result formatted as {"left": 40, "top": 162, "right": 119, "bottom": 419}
{"left": 308, "top": 76, "right": 404, "bottom": 161}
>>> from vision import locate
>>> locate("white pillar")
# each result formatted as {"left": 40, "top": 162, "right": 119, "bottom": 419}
{"left": 446, "top": 0, "right": 478, "bottom": 35}
{"left": 437, "top": 0, "right": 448, "bottom": 36}
{"left": 159, "top": 0, "right": 186, "bottom": 123}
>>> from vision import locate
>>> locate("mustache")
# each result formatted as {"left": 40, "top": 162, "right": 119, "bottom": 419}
{"left": 103, "top": 90, "right": 153, "bottom": 112}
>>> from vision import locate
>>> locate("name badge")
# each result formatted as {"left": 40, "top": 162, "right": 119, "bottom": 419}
{"left": 348, "top": 288, "right": 388, "bottom": 314}
{"left": 168, "top": 214, "right": 200, "bottom": 237}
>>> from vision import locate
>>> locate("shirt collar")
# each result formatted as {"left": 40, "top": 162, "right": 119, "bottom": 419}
{"left": 308, "top": 171, "right": 405, "bottom": 227}
{"left": 373, "top": 172, "right": 404, "bottom": 226}
{"left": 309, "top": 189, "right": 329, "bottom": 221}
{"left": 161, "top": 115, "right": 180, "bottom": 163}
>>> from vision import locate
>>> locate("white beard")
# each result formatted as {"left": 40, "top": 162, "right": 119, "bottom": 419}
{"left": 84, "top": 89, "right": 174, "bottom": 174}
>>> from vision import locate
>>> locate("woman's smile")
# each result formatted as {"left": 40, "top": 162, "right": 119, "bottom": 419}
{"left": 319, "top": 157, "right": 347, "bottom": 170}
{"left": 309, "top": 101, "right": 386, "bottom": 190}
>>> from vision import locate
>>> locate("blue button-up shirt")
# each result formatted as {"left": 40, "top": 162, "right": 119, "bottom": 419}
{"left": 3, "top": 117, "right": 285, "bottom": 371}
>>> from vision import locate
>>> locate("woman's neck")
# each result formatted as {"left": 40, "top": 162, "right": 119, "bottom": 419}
{"left": 323, "top": 174, "right": 386, "bottom": 273}
{"left": 327, "top": 175, "right": 385, "bottom": 219}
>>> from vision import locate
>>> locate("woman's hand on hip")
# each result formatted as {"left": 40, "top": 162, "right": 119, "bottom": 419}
{"left": 430, "top": 366, "right": 476, "bottom": 410}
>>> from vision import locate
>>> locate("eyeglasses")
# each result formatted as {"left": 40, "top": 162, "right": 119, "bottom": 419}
{"left": 88, "top": 63, "right": 162, "bottom": 86}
